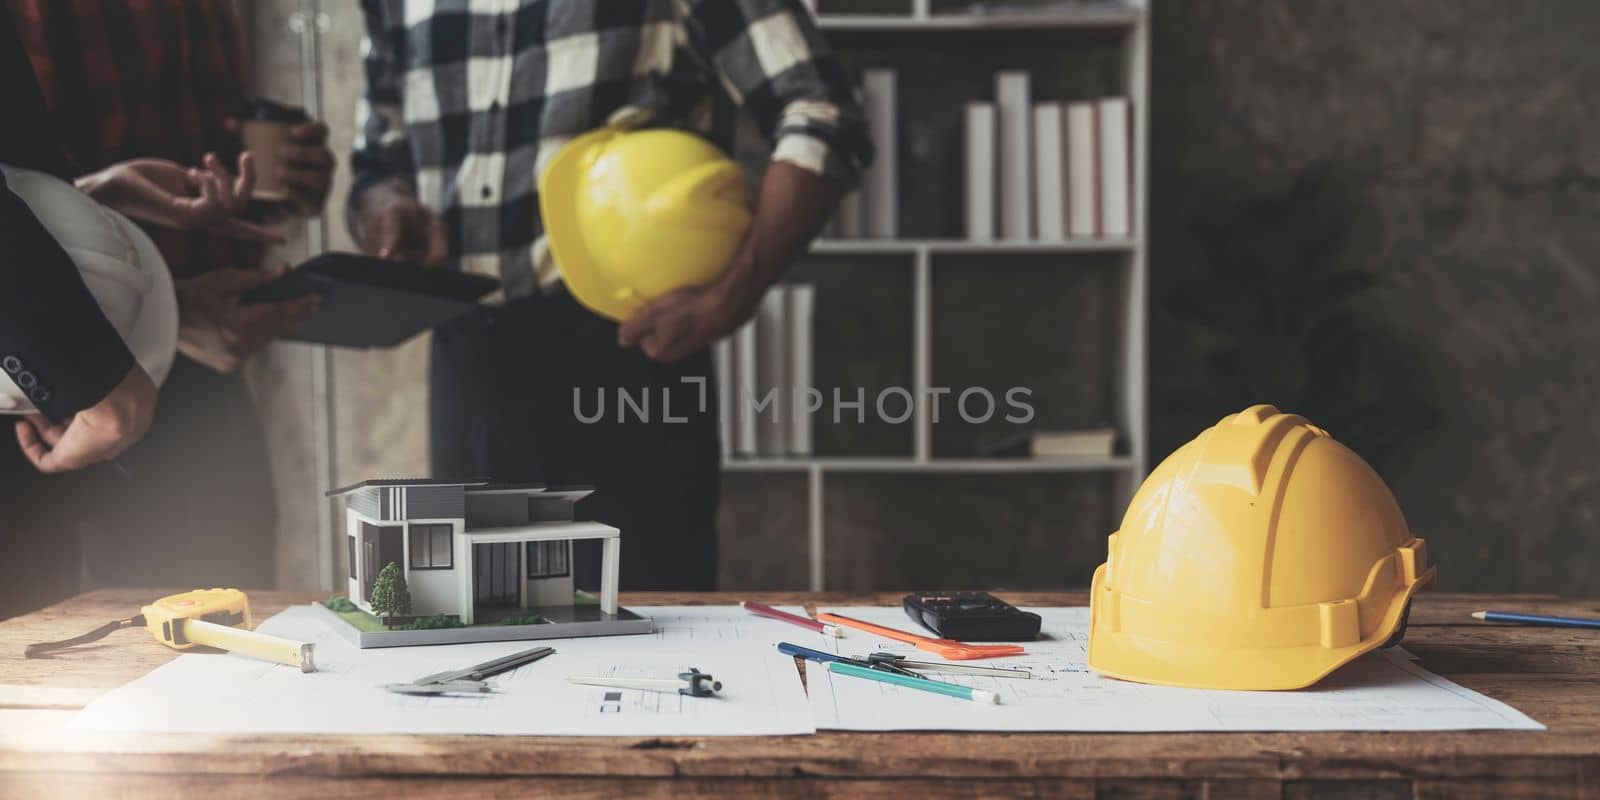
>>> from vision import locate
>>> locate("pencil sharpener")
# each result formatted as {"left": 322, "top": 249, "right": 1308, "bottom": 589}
{"left": 679, "top": 668, "right": 722, "bottom": 697}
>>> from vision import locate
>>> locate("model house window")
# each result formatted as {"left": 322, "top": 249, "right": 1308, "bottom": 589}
{"left": 410, "top": 524, "right": 453, "bottom": 569}
{"left": 348, "top": 536, "right": 356, "bottom": 579}
{"left": 525, "top": 540, "right": 570, "bottom": 579}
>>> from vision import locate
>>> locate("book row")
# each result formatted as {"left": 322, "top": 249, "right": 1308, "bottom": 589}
{"left": 716, "top": 284, "right": 816, "bottom": 458}
{"left": 972, "top": 74, "right": 1133, "bottom": 240}
{"left": 822, "top": 67, "right": 1134, "bottom": 242}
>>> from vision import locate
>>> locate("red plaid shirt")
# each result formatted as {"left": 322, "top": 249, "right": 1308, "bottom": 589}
{"left": 9, "top": 0, "right": 257, "bottom": 278}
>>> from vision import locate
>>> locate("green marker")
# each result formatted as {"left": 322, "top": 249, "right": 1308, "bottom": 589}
{"left": 826, "top": 661, "right": 1001, "bottom": 704}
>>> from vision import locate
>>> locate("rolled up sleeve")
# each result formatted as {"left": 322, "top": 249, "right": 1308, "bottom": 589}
{"left": 682, "top": 0, "right": 874, "bottom": 189}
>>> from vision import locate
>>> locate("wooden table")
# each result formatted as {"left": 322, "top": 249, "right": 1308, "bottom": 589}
{"left": 0, "top": 590, "right": 1594, "bottom": 798}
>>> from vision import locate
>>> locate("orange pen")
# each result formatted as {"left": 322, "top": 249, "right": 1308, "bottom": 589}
{"left": 816, "top": 613, "right": 1025, "bottom": 660}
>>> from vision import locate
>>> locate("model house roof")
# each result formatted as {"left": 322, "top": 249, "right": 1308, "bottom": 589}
{"left": 324, "top": 479, "right": 594, "bottom": 500}
{"left": 324, "top": 478, "right": 489, "bottom": 497}
{"left": 465, "top": 484, "right": 594, "bottom": 501}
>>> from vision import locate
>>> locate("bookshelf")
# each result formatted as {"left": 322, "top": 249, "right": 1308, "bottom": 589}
{"left": 725, "top": 1, "right": 1149, "bottom": 591}
{"left": 812, "top": 239, "right": 1137, "bottom": 256}
{"left": 724, "top": 456, "right": 1136, "bottom": 473}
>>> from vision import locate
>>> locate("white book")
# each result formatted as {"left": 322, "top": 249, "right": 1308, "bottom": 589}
{"left": 994, "top": 71, "right": 1032, "bottom": 240}
{"left": 862, "top": 69, "right": 898, "bottom": 238}
{"left": 755, "top": 289, "right": 788, "bottom": 456}
{"left": 732, "top": 320, "right": 758, "bottom": 457}
{"left": 1097, "top": 96, "right": 1131, "bottom": 238}
{"left": 714, "top": 339, "right": 733, "bottom": 458}
{"left": 837, "top": 191, "right": 864, "bottom": 238}
{"left": 1032, "top": 428, "right": 1118, "bottom": 458}
{"left": 1032, "top": 103, "right": 1067, "bottom": 240}
{"left": 786, "top": 285, "right": 815, "bottom": 456}
{"left": 1065, "top": 101, "right": 1097, "bottom": 238}
{"left": 963, "top": 103, "right": 996, "bottom": 241}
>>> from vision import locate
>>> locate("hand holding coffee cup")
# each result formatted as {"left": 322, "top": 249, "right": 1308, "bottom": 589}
{"left": 239, "top": 98, "right": 335, "bottom": 214}
{"left": 240, "top": 99, "right": 305, "bottom": 202}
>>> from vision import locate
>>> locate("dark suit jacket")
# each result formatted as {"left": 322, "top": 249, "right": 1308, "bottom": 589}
{"left": 0, "top": 9, "right": 136, "bottom": 422}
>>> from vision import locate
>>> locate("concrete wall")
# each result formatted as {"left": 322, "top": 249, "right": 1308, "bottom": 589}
{"left": 1148, "top": 0, "right": 1600, "bottom": 595}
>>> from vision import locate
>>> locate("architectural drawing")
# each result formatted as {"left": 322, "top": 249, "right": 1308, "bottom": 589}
{"left": 807, "top": 607, "right": 1543, "bottom": 732}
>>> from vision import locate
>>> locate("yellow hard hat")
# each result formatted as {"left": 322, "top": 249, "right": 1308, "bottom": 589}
{"left": 539, "top": 126, "right": 753, "bottom": 322}
{"left": 1087, "top": 404, "right": 1435, "bottom": 691}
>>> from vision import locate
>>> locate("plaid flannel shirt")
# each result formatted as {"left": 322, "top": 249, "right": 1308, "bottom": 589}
{"left": 351, "top": 0, "right": 872, "bottom": 300}
{"left": 10, "top": 0, "right": 257, "bottom": 280}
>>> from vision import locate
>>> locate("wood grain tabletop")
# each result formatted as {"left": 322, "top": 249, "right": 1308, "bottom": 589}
{"left": 0, "top": 589, "right": 1595, "bottom": 798}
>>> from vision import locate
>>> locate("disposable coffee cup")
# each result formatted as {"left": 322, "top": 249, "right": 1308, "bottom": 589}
{"left": 241, "top": 98, "right": 310, "bottom": 202}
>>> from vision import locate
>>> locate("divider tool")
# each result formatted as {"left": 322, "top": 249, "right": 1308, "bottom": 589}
{"left": 777, "top": 641, "right": 926, "bottom": 678}
{"left": 384, "top": 645, "right": 557, "bottom": 696}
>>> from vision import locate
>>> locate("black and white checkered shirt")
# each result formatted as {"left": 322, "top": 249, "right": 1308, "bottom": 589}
{"left": 350, "top": 0, "right": 872, "bottom": 300}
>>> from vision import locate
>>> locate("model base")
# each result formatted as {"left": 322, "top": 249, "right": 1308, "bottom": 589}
{"left": 311, "top": 601, "right": 654, "bottom": 649}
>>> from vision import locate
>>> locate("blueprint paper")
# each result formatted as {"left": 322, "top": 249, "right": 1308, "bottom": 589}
{"left": 637, "top": 605, "right": 835, "bottom": 644}
{"left": 808, "top": 606, "right": 1543, "bottom": 732}
{"left": 73, "top": 605, "right": 816, "bottom": 736}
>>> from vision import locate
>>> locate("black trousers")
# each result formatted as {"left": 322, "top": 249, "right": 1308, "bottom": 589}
{"left": 429, "top": 288, "right": 720, "bottom": 591}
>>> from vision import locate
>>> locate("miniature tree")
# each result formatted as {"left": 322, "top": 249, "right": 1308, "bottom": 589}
{"left": 369, "top": 561, "right": 412, "bottom": 629}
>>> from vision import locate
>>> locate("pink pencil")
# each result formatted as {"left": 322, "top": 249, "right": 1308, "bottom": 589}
{"left": 741, "top": 601, "right": 843, "bottom": 638}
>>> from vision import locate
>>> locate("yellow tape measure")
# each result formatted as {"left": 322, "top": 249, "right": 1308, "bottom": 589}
{"left": 25, "top": 588, "right": 316, "bottom": 672}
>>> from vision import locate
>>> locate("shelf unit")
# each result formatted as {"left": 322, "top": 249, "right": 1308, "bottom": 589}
{"left": 724, "top": 456, "right": 1136, "bottom": 473}
{"left": 811, "top": 238, "right": 1137, "bottom": 256}
{"left": 726, "top": 2, "right": 1149, "bottom": 591}
{"left": 814, "top": 8, "right": 1142, "bottom": 32}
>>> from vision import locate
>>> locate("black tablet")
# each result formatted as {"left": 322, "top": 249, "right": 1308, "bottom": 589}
{"left": 241, "top": 252, "right": 501, "bottom": 348}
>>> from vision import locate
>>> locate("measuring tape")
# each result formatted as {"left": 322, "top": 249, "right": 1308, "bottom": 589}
{"left": 24, "top": 588, "right": 316, "bottom": 672}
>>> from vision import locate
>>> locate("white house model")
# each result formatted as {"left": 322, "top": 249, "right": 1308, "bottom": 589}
{"left": 322, "top": 479, "right": 650, "bottom": 645}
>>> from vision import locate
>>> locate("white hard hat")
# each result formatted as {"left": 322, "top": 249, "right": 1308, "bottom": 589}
{"left": 0, "top": 164, "right": 178, "bottom": 413}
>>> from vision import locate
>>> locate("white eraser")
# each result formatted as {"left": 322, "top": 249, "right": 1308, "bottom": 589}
{"left": 974, "top": 689, "right": 1001, "bottom": 705}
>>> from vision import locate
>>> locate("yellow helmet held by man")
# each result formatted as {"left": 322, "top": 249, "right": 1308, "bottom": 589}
{"left": 1087, "top": 404, "right": 1435, "bottom": 691}
{"left": 539, "top": 124, "right": 753, "bottom": 322}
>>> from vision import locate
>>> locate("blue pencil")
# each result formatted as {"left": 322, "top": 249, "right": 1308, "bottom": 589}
{"left": 826, "top": 661, "right": 1000, "bottom": 704}
{"left": 1472, "top": 610, "right": 1600, "bottom": 630}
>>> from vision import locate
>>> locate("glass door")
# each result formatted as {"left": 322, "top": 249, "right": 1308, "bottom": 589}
{"left": 473, "top": 543, "right": 521, "bottom": 607}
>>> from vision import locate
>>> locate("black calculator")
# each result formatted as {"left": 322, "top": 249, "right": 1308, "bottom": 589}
{"left": 902, "top": 592, "right": 1042, "bottom": 642}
